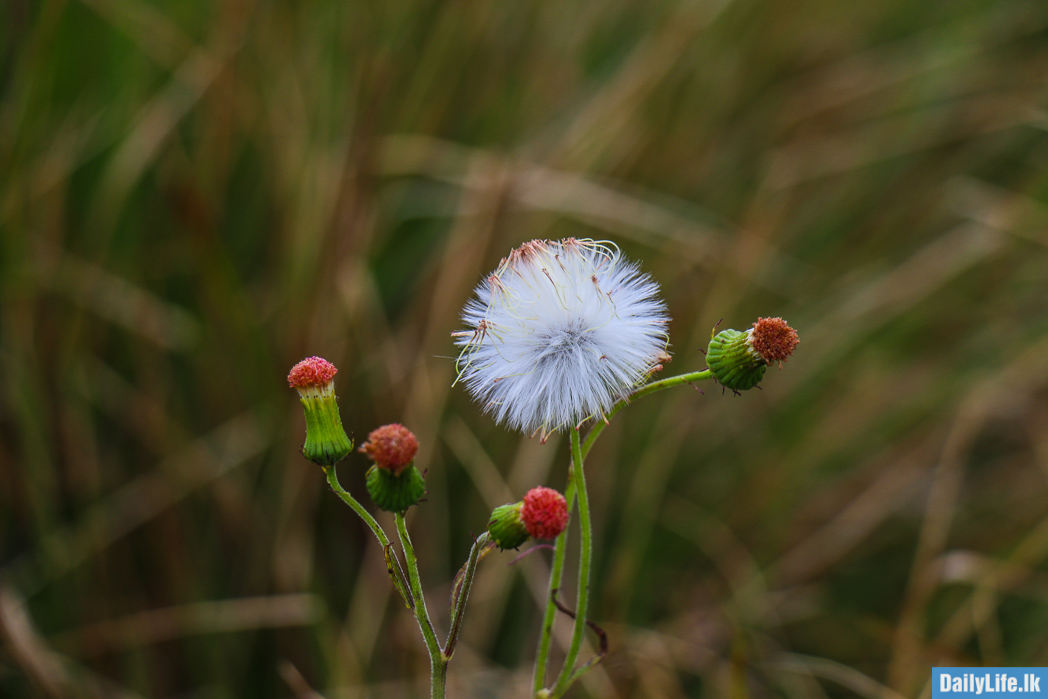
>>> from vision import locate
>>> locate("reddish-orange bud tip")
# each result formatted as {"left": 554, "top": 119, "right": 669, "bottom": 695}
{"left": 360, "top": 424, "right": 419, "bottom": 476}
{"left": 521, "top": 487, "right": 568, "bottom": 540}
{"left": 750, "top": 317, "right": 799, "bottom": 365}
{"left": 288, "top": 357, "right": 338, "bottom": 388}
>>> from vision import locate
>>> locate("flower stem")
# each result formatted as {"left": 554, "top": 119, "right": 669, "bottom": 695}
{"left": 550, "top": 427, "right": 592, "bottom": 696}
{"left": 395, "top": 512, "right": 445, "bottom": 699}
{"left": 324, "top": 464, "right": 392, "bottom": 548}
{"left": 325, "top": 466, "right": 445, "bottom": 691}
{"left": 532, "top": 474, "right": 576, "bottom": 695}
{"left": 531, "top": 368, "right": 714, "bottom": 697}
{"left": 582, "top": 369, "right": 712, "bottom": 459}
{"left": 446, "top": 531, "right": 491, "bottom": 659}
{"left": 325, "top": 465, "right": 414, "bottom": 608}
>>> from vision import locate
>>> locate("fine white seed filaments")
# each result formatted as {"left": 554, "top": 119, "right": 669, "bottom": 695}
{"left": 454, "top": 238, "right": 670, "bottom": 440}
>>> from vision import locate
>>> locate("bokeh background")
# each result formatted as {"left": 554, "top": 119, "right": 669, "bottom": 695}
{"left": 4, "top": 0, "right": 1048, "bottom": 697}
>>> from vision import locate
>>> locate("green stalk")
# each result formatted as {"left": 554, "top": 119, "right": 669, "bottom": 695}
{"left": 395, "top": 512, "right": 446, "bottom": 699}
{"left": 551, "top": 427, "right": 591, "bottom": 696}
{"left": 324, "top": 466, "right": 419, "bottom": 617}
{"left": 532, "top": 473, "right": 577, "bottom": 696}
{"left": 532, "top": 368, "right": 714, "bottom": 697}
{"left": 582, "top": 369, "right": 712, "bottom": 460}
{"left": 324, "top": 465, "right": 392, "bottom": 549}
{"left": 446, "top": 531, "right": 491, "bottom": 659}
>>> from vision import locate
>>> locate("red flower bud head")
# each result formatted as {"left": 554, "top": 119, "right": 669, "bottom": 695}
{"left": 520, "top": 487, "right": 568, "bottom": 540}
{"left": 360, "top": 424, "right": 419, "bottom": 476}
{"left": 749, "top": 317, "right": 798, "bottom": 366}
{"left": 288, "top": 356, "right": 338, "bottom": 390}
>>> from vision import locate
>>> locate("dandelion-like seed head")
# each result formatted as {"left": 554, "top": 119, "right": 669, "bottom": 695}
{"left": 454, "top": 238, "right": 669, "bottom": 439}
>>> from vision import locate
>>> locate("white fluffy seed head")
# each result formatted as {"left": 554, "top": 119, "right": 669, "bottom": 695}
{"left": 453, "top": 238, "right": 670, "bottom": 440}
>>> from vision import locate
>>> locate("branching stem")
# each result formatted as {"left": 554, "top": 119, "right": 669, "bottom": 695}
{"left": 551, "top": 427, "right": 592, "bottom": 696}
{"left": 446, "top": 532, "right": 491, "bottom": 659}
{"left": 395, "top": 512, "right": 446, "bottom": 699}
{"left": 533, "top": 368, "right": 714, "bottom": 697}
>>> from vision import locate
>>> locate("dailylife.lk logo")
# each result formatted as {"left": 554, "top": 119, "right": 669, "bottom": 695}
{"left": 934, "top": 668, "right": 1044, "bottom": 697}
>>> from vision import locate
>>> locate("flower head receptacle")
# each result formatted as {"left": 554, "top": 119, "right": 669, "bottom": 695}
{"left": 454, "top": 238, "right": 669, "bottom": 441}
{"left": 487, "top": 486, "right": 568, "bottom": 550}
{"left": 288, "top": 357, "right": 354, "bottom": 466}
{"left": 361, "top": 424, "right": 425, "bottom": 512}
{"left": 706, "top": 317, "right": 799, "bottom": 391}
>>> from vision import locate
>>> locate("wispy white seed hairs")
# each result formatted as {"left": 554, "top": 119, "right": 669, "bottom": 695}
{"left": 453, "top": 238, "right": 670, "bottom": 440}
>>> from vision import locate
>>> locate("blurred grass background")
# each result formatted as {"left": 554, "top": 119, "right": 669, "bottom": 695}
{"left": 3, "top": 0, "right": 1048, "bottom": 696}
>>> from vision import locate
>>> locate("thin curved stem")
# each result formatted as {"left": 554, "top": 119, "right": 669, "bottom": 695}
{"left": 532, "top": 368, "right": 714, "bottom": 697}
{"left": 325, "top": 468, "right": 443, "bottom": 693}
{"left": 324, "top": 465, "right": 391, "bottom": 548}
{"left": 551, "top": 427, "right": 591, "bottom": 696}
{"left": 582, "top": 369, "right": 712, "bottom": 459}
{"left": 446, "top": 531, "right": 491, "bottom": 659}
{"left": 395, "top": 512, "right": 445, "bottom": 698}
{"left": 532, "top": 474, "right": 576, "bottom": 696}
{"left": 325, "top": 466, "right": 417, "bottom": 612}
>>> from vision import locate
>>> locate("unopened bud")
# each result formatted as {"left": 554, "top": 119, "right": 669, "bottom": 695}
{"left": 361, "top": 424, "right": 425, "bottom": 512}
{"left": 487, "top": 502, "right": 528, "bottom": 550}
{"left": 288, "top": 357, "right": 354, "bottom": 466}
{"left": 488, "top": 486, "right": 570, "bottom": 550}
{"left": 366, "top": 463, "right": 426, "bottom": 512}
{"left": 706, "top": 317, "right": 798, "bottom": 391}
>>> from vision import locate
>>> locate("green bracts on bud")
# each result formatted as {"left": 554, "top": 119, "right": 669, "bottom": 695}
{"left": 487, "top": 502, "right": 528, "bottom": 550}
{"left": 366, "top": 463, "right": 426, "bottom": 512}
{"left": 706, "top": 328, "right": 766, "bottom": 391}
{"left": 299, "top": 391, "right": 354, "bottom": 465}
{"left": 289, "top": 357, "right": 353, "bottom": 466}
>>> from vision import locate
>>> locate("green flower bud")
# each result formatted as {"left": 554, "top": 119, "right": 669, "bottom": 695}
{"left": 706, "top": 317, "right": 798, "bottom": 391}
{"left": 366, "top": 463, "right": 426, "bottom": 512}
{"left": 288, "top": 357, "right": 353, "bottom": 466}
{"left": 487, "top": 502, "right": 528, "bottom": 550}
{"left": 706, "top": 329, "right": 766, "bottom": 391}
{"left": 487, "top": 487, "right": 569, "bottom": 550}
